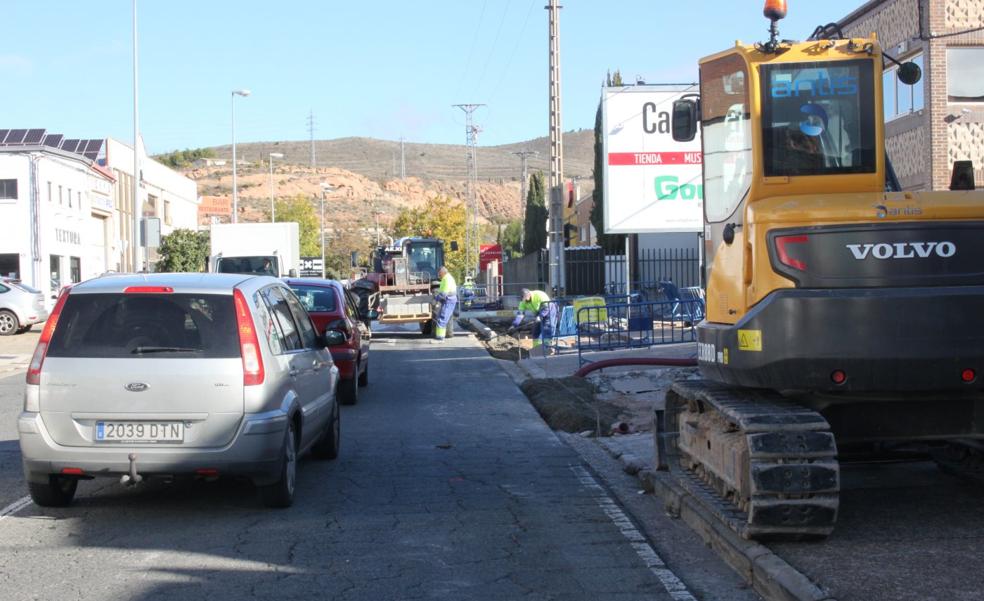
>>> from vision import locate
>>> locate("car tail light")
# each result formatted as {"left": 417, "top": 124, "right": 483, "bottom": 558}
{"left": 775, "top": 235, "right": 809, "bottom": 271}
{"left": 830, "top": 370, "right": 847, "bottom": 385}
{"left": 61, "top": 467, "right": 84, "bottom": 476}
{"left": 233, "top": 289, "right": 265, "bottom": 386}
{"left": 962, "top": 369, "right": 976, "bottom": 383}
{"left": 196, "top": 468, "right": 219, "bottom": 477}
{"left": 26, "top": 289, "right": 70, "bottom": 386}
{"left": 124, "top": 286, "right": 174, "bottom": 294}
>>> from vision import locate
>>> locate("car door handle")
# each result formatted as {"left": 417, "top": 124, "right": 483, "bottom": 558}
{"left": 289, "top": 368, "right": 300, "bottom": 377}
{"left": 312, "top": 360, "right": 323, "bottom": 372}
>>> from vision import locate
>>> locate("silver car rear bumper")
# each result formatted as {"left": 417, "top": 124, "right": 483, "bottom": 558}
{"left": 18, "top": 411, "right": 287, "bottom": 486}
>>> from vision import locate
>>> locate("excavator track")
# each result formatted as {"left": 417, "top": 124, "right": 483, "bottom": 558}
{"left": 661, "top": 380, "right": 840, "bottom": 540}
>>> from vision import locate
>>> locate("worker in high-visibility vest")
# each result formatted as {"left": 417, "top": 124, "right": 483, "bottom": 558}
{"left": 510, "top": 288, "right": 557, "bottom": 349}
{"left": 433, "top": 266, "right": 457, "bottom": 340}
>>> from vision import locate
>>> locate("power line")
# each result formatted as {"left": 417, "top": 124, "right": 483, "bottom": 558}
{"left": 455, "top": 0, "right": 489, "bottom": 97}
{"left": 489, "top": 0, "right": 537, "bottom": 102}
{"left": 473, "top": 0, "right": 512, "bottom": 97}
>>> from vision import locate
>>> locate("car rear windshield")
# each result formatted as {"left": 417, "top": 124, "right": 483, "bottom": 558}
{"left": 287, "top": 284, "right": 337, "bottom": 313}
{"left": 47, "top": 293, "right": 240, "bottom": 358}
{"left": 217, "top": 256, "right": 279, "bottom": 276}
{"left": 4, "top": 280, "right": 40, "bottom": 294}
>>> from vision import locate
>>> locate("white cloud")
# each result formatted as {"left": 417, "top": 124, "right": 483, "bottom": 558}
{"left": 0, "top": 54, "right": 33, "bottom": 75}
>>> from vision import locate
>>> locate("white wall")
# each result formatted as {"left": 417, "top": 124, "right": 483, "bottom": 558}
{"left": 0, "top": 151, "right": 116, "bottom": 303}
{"left": 105, "top": 138, "right": 199, "bottom": 237}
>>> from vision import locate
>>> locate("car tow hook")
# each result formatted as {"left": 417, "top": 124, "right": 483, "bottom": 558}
{"left": 120, "top": 453, "right": 143, "bottom": 487}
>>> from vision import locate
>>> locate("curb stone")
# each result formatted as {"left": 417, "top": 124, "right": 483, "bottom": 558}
{"left": 633, "top": 464, "right": 837, "bottom": 601}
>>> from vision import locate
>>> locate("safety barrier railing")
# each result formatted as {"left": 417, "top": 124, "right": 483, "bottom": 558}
{"left": 575, "top": 299, "right": 702, "bottom": 366}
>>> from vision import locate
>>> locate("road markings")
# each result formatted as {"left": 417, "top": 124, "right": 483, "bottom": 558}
{"left": 0, "top": 496, "right": 33, "bottom": 523}
{"left": 571, "top": 465, "right": 697, "bottom": 601}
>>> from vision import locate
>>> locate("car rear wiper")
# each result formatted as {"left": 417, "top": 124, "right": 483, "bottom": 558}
{"left": 130, "top": 346, "right": 203, "bottom": 354}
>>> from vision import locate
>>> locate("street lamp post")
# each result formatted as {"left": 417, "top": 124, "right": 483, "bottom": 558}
{"left": 268, "top": 152, "right": 284, "bottom": 222}
{"left": 230, "top": 89, "right": 250, "bottom": 223}
{"left": 320, "top": 183, "right": 334, "bottom": 278}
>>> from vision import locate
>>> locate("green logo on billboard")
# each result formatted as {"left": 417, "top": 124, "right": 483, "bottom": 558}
{"left": 655, "top": 176, "right": 703, "bottom": 201}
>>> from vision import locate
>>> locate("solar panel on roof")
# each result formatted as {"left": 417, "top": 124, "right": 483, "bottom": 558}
{"left": 43, "top": 134, "right": 63, "bottom": 147}
{"left": 23, "top": 129, "right": 45, "bottom": 144}
{"left": 0, "top": 130, "right": 10, "bottom": 144}
{"left": 61, "top": 139, "right": 80, "bottom": 152}
{"left": 84, "top": 139, "right": 103, "bottom": 152}
{"left": 5, "top": 129, "right": 27, "bottom": 144}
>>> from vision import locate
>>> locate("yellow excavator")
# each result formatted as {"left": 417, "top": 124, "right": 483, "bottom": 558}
{"left": 661, "top": 0, "right": 984, "bottom": 539}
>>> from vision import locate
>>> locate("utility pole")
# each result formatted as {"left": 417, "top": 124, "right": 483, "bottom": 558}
{"left": 307, "top": 110, "right": 316, "bottom": 168}
{"left": 546, "top": 0, "right": 565, "bottom": 295}
{"left": 400, "top": 137, "right": 406, "bottom": 179}
{"left": 132, "top": 0, "right": 141, "bottom": 271}
{"left": 453, "top": 103, "right": 485, "bottom": 276}
{"left": 512, "top": 150, "right": 538, "bottom": 222}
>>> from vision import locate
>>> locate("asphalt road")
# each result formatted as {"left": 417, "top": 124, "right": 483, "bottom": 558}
{"left": 0, "top": 326, "right": 759, "bottom": 601}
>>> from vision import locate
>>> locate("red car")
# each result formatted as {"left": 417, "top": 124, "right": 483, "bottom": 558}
{"left": 285, "top": 279, "right": 370, "bottom": 404}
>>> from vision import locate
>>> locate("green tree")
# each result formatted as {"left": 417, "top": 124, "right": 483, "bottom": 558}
{"left": 498, "top": 219, "right": 523, "bottom": 259}
{"left": 269, "top": 195, "right": 321, "bottom": 257}
{"left": 522, "top": 171, "right": 547, "bottom": 254}
{"left": 155, "top": 147, "right": 216, "bottom": 168}
{"left": 157, "top": 229, "right": 210, "bottom": 272}
{"left": 591, "top": 69, "right": 627, "bottom": 253}
{"left": 391, "top": 196, "right": 467, "bottom": 279}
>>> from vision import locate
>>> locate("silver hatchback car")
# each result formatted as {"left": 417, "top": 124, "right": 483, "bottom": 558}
{"left": 0, "top": 278, "right": 49, "bottom": 335}
{"left": 18, "top": 273, "right": 339, "bottom": 508}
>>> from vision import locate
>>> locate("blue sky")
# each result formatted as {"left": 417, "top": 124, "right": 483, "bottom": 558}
{"left": 4, "top": 1, "right": 863, "bottom": 154}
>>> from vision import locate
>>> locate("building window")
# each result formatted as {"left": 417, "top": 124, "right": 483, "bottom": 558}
{"left": 884, "top": 53, "right": 924, "bottom": 120}
{"left": 948, "top": 48, "right": 984, "bottom": 102}
{"left": 58, "top": 185, "right": 63, "bottom": 205}
{"left": 0, "top": 179, "right": 17, "bottom": 200}
{"left": 50, "top": 255, "right": 61, "bottom": 293}
{"left": 164, "top": 200, "right": 172, "bottom": 225}
{"left": 47, "top": 181, "right": 52, "bottom": 202}
{"left": 68, "top": 187, "right": 73, "bottom": 208}
{"left": 70, "top": 257, "right": 81, "bottom": 284}
{"left": 0, "top": 253, "right": 18, "bottom": 279}
{"left": 78, "top": 191, "right": 82, "bottom": 210}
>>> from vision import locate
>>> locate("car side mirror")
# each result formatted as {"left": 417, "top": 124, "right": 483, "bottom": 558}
{"left": 323, "top": 330, "right": 346, "bottom": 346}
{"left": 367, "top": 309, "right": 379, "bottom": 320}
{"left": 672, "top": 99, "right": 699, "bottom": 142}
{"left": 288, "top": 269, "right": 298, "bottom": 278}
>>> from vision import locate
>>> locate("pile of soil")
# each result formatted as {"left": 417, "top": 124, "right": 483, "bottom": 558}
{"left": 520, "top": 377, "right": 623, "bottom": 435}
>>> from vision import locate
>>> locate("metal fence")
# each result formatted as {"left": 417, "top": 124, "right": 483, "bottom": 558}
{"left": 575, "top": 299, "right": 702, "bottom": 366}
{"left": 501, "top": 246, "right": 701, "bottom": 299}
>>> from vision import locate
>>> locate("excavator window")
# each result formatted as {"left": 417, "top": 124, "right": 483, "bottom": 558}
{"left": 700, "top": 54, "right": 753, "bottom": 223}
{"left": 761, "top": 59, "right": 876, "bottom": 177}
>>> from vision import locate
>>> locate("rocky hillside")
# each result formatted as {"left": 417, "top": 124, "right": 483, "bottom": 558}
{"left": 187, "top": 131, "right": 595, "bottom": 231}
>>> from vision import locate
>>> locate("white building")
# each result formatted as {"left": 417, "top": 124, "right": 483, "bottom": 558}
{"left": 0, "top": 141, "right": 116, "bottom": 301}
{"left": 104, "top": 137, "right": 200, "bottom": 272}
{"left": 0, "top": 130, "right": 201, "bottom": 303}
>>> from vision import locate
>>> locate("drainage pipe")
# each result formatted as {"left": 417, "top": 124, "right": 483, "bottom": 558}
{"left": 573, "top": 357, "right": 697, "bottom": 378}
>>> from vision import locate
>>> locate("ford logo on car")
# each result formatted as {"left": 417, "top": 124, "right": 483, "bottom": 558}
{"left": 124, "top": 383, "right": 149, "bottom": 392}
{"left": 846, "top": 242, "right": 956, "bottom": 260}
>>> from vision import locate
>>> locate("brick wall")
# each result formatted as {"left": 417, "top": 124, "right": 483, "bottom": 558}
{"left": 842, "top": 0, "right": 932, "bottom": 189}
{"left": 841, "top": 0, "right": 984, "bottom": 191}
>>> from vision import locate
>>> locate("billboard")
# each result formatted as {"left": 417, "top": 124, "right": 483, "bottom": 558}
{"left": 602, "top": 85, "right": 703, "bottom": 234}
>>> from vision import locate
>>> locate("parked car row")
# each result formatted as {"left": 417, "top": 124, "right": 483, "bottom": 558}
{"left": 17, "top": 273, "right": 372, "bottom": 509}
